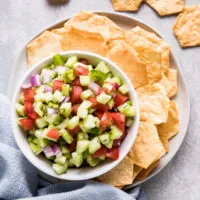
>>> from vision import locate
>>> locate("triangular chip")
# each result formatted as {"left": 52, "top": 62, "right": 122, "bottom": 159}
{"left": 136, "top": 83, "right": 170, "bottom": 124}
{"left": 136, "top": 160, "right": 160, "bottom": 180}
{"left": 129, "top": 122, "right": 165, "bottom": 169}
{"left": 157, "top": 101, "right": 179, "bottom": 140}
{"left": 132, "top": 165, "right": 142, "bottom": 182}
{"left": 27, "top": 31, "right": 62, "bottom": 67}
{"left": 145, "top": 0, "right": 184, "bottom": 16}
{"left": 173, "top": 5, "right": 200, "bottom": 47}
{"left": 112, "top": 0, "right": 144, "bottom": 11}
{"left": 97, "top": 156, "right": 134, "bottom": 187}
{"left": 107, "top": 40, "right": 148, "bottom": 89}
{"left": 125, "top": 26, "right": 170, "bottom": 83}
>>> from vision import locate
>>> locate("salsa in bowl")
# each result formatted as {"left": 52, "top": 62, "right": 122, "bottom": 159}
{"left": 12, "top": 51, "right": 140, "bottom": 180}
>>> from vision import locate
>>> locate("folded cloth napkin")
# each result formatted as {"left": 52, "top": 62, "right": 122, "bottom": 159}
{"left": 0, "top": 94, "right": 147, "bottom": 200}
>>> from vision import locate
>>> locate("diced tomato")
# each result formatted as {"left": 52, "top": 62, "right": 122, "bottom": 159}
{"left": 68, "top": 126, "right": 80, "bottom": 137}
{"left": 94, "top": 111, "right": 103, "bottom": 120}
{"left": 99, "top": 112, "right": 112, "bottom": 131}
{"left": 46, "top": 129, "right": 59, "bottom": 140}
{"left": 23, "top": 88, "right": 35, "bottom": 102}
{"left": 92, "top": 146, "right": 107, "bottom": 158}
{"left": 88, "top": 96, "right": 98, "bottom": 108}
{"left": 71, "top": 86, "right": 83, "bottom": 104}
{"left": 106, "top": 148, "right": 119, "bottom": 160}
{"left": 68, "top": 139, "right": 77, "bottom": 152}
{"left": 72, "top": 78, "right": 81, "bottom": 86}
{"left": 79, "top": 58, "right": 88, "bottom": 65}
{"left": 96, "top": 104, "right": 110, "bottom": 112}
{"left": 114, "top": 93, "right": 128, "bottom": 107}
{"left": 74, "top": 65, "right": 89, "bottom": 77}
{"left": 19, "top": 118, "right": 35, "bottom": 131}
{"left": 53, "top": 80, "right": 64, "bottom": 92}
{"left": 72, "top": 104, "right": 80, "bottom": 114}
{"left": 24, "top": 101, "right": 38, "bottom": 119}
{"left": 111, "top": 112, "right": 126, "bottom": 131}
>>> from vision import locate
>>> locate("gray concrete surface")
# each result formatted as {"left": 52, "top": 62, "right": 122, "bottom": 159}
{"left": 0, "top": 0, "right": 200, "bottom": 199}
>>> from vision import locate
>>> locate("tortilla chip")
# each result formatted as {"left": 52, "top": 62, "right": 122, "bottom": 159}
{"left": 157, "top": 123, "right": 169, "bottom": 152}
{"left": 112, "top": 0, "right": 143, "bottom": 11}
{"left": 158, "top": 101, "right": 179, "bottom": 141}
{"left": 145, "top": 0, "right": 184, "bottom": 16}
{"left": 128, "top": 122, "right": 165, "bottom": 169}
{"left": 173, "top": 5, "right": 200, "bottom": 47}
{"left": 116, "top": 185, "right": 124, "bottom": 189}
{"left": 27, "top": 31, "right": 62, "bottom": 67}
{"left": 97, "top": 156, "right": 133, "bottom": 187}
{"left": 107, "top": 40, "right": 148, "bottom": 89}
{"left": 136, "top": 83, "right": 170, "bottom": 124}
{"left": 125, "top": 26, "right": 170, "bottom": 82}
{"left": 136, "top": 160, "right": 160, "bottom": 180}
{"left": 64, "top": 11, "right": 125, "bottom": 41}
{"left": 132, "top": 165, "right": 142, "bottom": 182}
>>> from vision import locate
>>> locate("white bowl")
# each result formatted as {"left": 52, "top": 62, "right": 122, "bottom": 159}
{"left": 11, "top": 50, "right": 140, "bottom": 181}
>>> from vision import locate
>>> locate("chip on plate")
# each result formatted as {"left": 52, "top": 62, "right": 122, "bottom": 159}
{"left": 145, "top": 0, "right": 184, "bottom": 16}
{"left": 112, "top": 0, "right": 144, "bottom": 11}
{"left": 107, "top": 40, "right": 148, "bottom": 89}
{"left": 128, "top": 122, "right": 165, "bottom": 169}
{"left": 132, "top": 165, "right": 142, "bottom": 182}
{"left": 97, "top": 156, "right": 134, "bottom": 187}
{"left": 27, "top": 31, "right": 62, "bottom": 67}
{"left": 136, "top": 83, "right": 170, "bottom": 124}
{"left": 125, "top": 26, "right": 170, "bottom": 83}
{"left": 157, "top": 101, "right": 179, "bottom": 141}
{"left": 173, "top": 5, "right": 200, "bottom": 47}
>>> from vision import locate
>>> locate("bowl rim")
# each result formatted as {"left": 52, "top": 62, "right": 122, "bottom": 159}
{"left": 11, "top": 50, "right": 140, "bottom": 180}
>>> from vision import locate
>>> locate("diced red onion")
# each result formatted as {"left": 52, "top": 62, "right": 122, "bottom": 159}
{"left": 61, "top": 96, "right": 70, "bottom": 104}
{"left": 44, "top": 85, "right": 53, "bottom": 93}
{"left": 89, "top": 82, "right": 101, "bottom": 95}
{"left": 53, "top": 66, "right": 67, "bottom": 74}
{"left": 114, "top": 83, "right": 119, "bottom": 90}
{"left": 31, "top": 74, "right": 41, "bottom": 87}
{"left": 21, "top": 82, "right": 32, "bottom": 89}
{"left": 51, "top": 144, "right": 62, "bottom": 157}
{"left": 43, "top": 146, "right": 54, "bottom": 158}
{"left": 47, "top": 107, "right": 58, "bottom": 115}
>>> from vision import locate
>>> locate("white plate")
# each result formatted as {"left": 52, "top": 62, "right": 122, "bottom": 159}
{"left": 8, "top": 12, "right": 190, "bottom": 188}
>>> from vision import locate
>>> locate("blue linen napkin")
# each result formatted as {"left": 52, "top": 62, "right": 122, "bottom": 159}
{"left": 0, "top": 94, "right": 147, "bottom": 200}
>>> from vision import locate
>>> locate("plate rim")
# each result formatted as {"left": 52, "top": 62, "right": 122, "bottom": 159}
{"left": 7, "top": 11, "right": 190, "bottom": 188}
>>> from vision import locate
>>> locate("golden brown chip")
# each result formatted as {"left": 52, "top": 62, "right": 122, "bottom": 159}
{"left": 136, "top": 83, "right": 170, "bottom": 124}
{"left": 112, "top": 0, "right": 143, "bottom": 11}
{"left": 173, "top": 5, "right": 200, "bottom": 47}
{"left": 128, "top": 122, "right": 165, "bottom": 169}
{"left": 157, "top": 124, "right": 169, "bottom": 152}
{"left": 132, "top": 165, "right": 142, "bottom": 182}
{"left": 145, "top": 0, "right": 184, "bottom": 16}
{"left": 158, "top": 101, "right": 179, "bottom": 140}
{"left": 125, "top": 26, "right": 170, "bottom": 83}
{"left": 136, "top": 160, "right": 160, "bottom": 180}
{"left": 97, "top": 156, "right": 134, "bottom": 187}
{"left": 107, "top": 40, "right": 148, "bottom": 89}
{"left": 64, "top": 11, "right": 125, "bottom": 41}
{"left": 27, "top": 31, "right": 62, "bottom": 67}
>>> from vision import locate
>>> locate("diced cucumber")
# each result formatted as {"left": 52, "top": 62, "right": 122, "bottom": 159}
{"left": 35, "top": 118, "right": 48, "bottom": 128}
{"left": 53, "top": 54, "right": 65, "bottom": 66}
{"left": 79, "top": 121, "right": 87, "bottom": 133}
{"left": 61, "top": 145, "right": 70, "bottom": 154}
{"left": 71, "top": 152, "right": 83, "bottom": 167}
{"left": 105, "top": 77, "right": 121, "bottom": 86}
{"left": 41, "top": 69, "right": 56, "bottom": 83}
{"left": 65, "top": 56, "right": 78, "bottom": 67}
{"left": 68, "top": 158, "right": 74, "bottom": 167}
{"left": 60, "top": 102, "right": 72, "bottom": 117}
{"left": 52, "top": 162, "right": 68, "bottom": 175}
{"left": 61, "top": 84, "right": 70, "bottom": 96}
{"left": 77, "top": 100, "right": 92, "bottom": 118}
{"left": 55, "top": 155, "right": 67, "bottom": 165}
{"left": 19, "top": 94, "right": 24, "bottom": 104}
{"left": 99, "top": 155, "right": 106, "bottom": 161}
{"left": 107, "top": 99, "right": 114, "bottom": 109}
{"left": 80, "top": 76, "right": 90, "bottom": 86}
{"left": 44, "top": 114, "right": 61, "bottom": 125}
{"left": 118, "top": 85, "right": 129, "bottom": 94}
{"left": 103, "top": 83, "right": 113, "bottom": 93}
{"left": 77, "top": 132, "right": 89, "bottom": 140}
{"left": 59, "top": 129, "right": 73, "bottom": 144}
{"left": 99, "top": 133, "right": 110, "bottom": 145}
{"left": 43, "top": 92, "right": 54, "bottom": 103}
{"left": 86, "top": 155, "right": 99, "bottom": 167}
{"left": 29, "top": 142, "right": 42, "bottom": 155}
{"left": 62, "top": 69, "right": 75, "bottom": 83}
{"left": 88, "top": 137, "right": 101, "bottom": 154}
{"left": 118, "top": 102, "right": 136, "bottom": 117}
{"left": 34, "top": 102, "right": 46, "bottom": 117}
{"left": 32, "top": 137, "right": 39, "bottom": 145}
{"left": 90, "top": 127, "right": 99, "bottom": 135}
{"left": 87, "top": 65, "right": 93, "bottom": 71}
{"left": 36, "top": 85, "right": 45, "bottom": 94}
{"left": 95, "top": 61, "right": 110, "bottom": 74}
{"left": 38, "top": 138, "right": 50, "bottom": 148}
{"left": 90, "top": 70, "right": 108, "bottom": 81}
{"left": 48, "top": 102, "right": 59, "bottom": 109}
{"left": 52, "top": 90, "right": 64, "bottom": 103}
{"left": 81, "top": 89, "right": 93, "bottom": 100}
{"left": 57, "top": 118, "right": 69, "bottom": 129}
{"left": 104, "top": 139, "right": 113, "bottom": 149}
{"left": 76, "top": 140, "right": 89, "bottom": 153}
{"left": 15, "top": 103, "right": 25, "bottom": 117}
{"left": 83, "top": 115, "right": 100, "bottom": 130}
{"left": 89, "top": 108, "right": 96, "bottom": 114}
{"left": 67, "top": 116, "right": 79, "bottom": 130}
{"left": 97, "top": 93, "right": 111, "bottom": 104}
{"left": 110, "top": 125, "right": 123, "bottom": 140}
{"left": 126, "top": 118, "right": 134, "bottom": 127}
